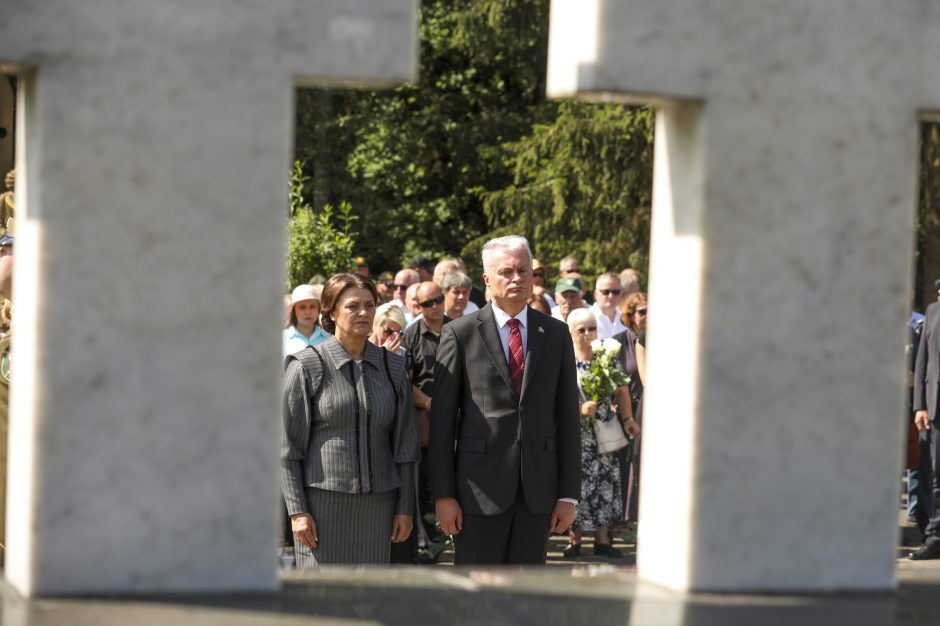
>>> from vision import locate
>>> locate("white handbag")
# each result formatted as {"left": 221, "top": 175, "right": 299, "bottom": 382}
{"left": 593, "top": 414, "right": 628, "bottom": 454}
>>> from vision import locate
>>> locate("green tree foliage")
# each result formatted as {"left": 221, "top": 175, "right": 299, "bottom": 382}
{"left": 286, "top": 161, "right": 356, "bottom": 289}
{"left": 292, "top": 0, "right": 654, "bottom": 285}
{"left": 480, "top": 103, "right": 654, "bottom": 284}
{"left": 295, "top": 0, "right": 552, "bottom": 272}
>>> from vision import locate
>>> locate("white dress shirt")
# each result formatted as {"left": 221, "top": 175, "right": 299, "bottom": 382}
{"left": 591, "top": 302, "right": 628, "bottom": 339}
{"left": 491, "top": 302, "right": 528, "bottom": 361}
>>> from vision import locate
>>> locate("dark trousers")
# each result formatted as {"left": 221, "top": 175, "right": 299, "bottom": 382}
{"left": 909, "top": 429, "right": 931, "bottom": 532}
{"left": 454, "top": 481, "right": 551, "bottom": 565}
{"left": 925, "top": 421, "right": 940, "bottom": 543}
{"left": 280, "top": 496, "right": 294, "bottom": 549}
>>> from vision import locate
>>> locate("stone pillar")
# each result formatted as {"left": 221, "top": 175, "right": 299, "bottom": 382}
{"left": 0, "top": 0, "right": 416, "bottom": 596}
{"left": 548, "top": 0, "right": 927, "bottom": 591}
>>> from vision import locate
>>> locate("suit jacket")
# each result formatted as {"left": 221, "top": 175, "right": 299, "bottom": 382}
{"left": 280, "top": 338, "right": 419, "bottom": 517}
{"left": 915, "top": 301, "right": 940, "bottom": 421}
{"left": 428, "top": 303, "right": 581, "bottom": 516}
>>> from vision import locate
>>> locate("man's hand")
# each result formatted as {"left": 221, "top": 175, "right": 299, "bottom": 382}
{"left": 549, "top": 501, "right": 576, "bottom": 534}
{"left": 916, "top": 410, "right": 931, "bottom": 432}
{"left": 291, "top": 512, "right": 318, "bottom": 549}
{"left": 391, "top": 514, "right": 413, "bottom": 543}
{"left": 435, "top": 497, "right": 463, "bottom": 536}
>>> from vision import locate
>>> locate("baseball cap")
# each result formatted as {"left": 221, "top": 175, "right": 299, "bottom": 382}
{"left": 555, "top": 277, "right": 582, "bottom": 294}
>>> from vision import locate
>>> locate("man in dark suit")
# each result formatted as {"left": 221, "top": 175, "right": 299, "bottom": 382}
{"left": 913, "top": 299, "right": 940, "bottom": 559}
{"left": 429, "top": 235, "right": 581, "bottom": 565}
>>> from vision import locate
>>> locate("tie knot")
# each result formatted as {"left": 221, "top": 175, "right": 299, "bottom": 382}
{"left": 508, "top": 318, "right": 520, "bottom": 330}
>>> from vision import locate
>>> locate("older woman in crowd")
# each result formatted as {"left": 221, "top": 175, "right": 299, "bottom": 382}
{"left": 615, "top": 291, "right": 647, "bottom": 524}
{"left": 283, "top": 284, "right": 330, "bottom": 358}
{"left": 621, "top": 291, "right": 647, "bottom": 336}
{"left": 564, "top": 309, "right": 639, "bottom": 559}
{"left": 441, "top": 271, "right": 473, "bottom": 319}
{"left": 370, "top": 302, "right": 407, "bottom": 357}
{"left": 281, "top": 273, "right": 419, "bottom": 567}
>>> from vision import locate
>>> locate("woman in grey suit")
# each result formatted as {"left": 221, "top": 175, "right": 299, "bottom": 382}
{"left": 281, "top": 273, "right": 419, "bottom": 567}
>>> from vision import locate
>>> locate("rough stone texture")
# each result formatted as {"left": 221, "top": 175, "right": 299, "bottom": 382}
{"left": 548, "top": 0, "right": 925, "bottom": 591}
{"left": 0, "top": 0, "right": 416, "bottom": 596}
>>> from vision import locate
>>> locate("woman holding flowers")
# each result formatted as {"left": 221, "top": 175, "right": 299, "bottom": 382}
{"left": 564, "top": 308, "right": 640, "bottom": 559}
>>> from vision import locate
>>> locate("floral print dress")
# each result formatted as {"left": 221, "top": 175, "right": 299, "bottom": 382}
{"left": 573, "top": 360, "right": 624, "bottom": 531}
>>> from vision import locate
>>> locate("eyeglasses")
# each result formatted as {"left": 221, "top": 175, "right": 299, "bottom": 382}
{"left": 635, "top": 308, "right": 648, "bottom": 316}
{"left": 393, "top": 284, "right": 409, "bottom": 292}
{"left": 575, "top": 326, "right": 597, "bottom": 334}
{"left": 598, "top": 289, "right": 622, "bottom": 296}
{"left": 381, "top": 327, "right": 402, "bottom": 337}
{"left": 419, "top": 295, "right": 444, "bottom": 308}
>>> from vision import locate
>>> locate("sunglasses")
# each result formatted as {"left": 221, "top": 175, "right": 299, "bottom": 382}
{"left": 419, "top": 295, "right": 445, "bottom": 308}
{"left": 635, "top": 308, "right": 648, "bottom": 316}
{"left": 393, "top": 284, "right": 409, "bottom": 292}
{"left": 532, "top": 272, "right": 544, "bottom": 278}
{"left": 576, "top": 326, "right": 597, "bottom": 334}
{"left": 598, "top": 289, "right": 622, "bottom": 296}
{"left": 381, "top": 327, "right": 402, "bottom": 337}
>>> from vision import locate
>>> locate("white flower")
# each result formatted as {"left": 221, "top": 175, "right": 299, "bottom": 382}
{"left": 602, "top": 337, "right": 622, "bottom": 356}
{"left": 590, "top": 339, "right": 603, "bottom": 353}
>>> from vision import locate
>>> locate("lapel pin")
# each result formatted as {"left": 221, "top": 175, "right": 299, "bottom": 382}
{"left": 538, "top": 326, "right": 544, "bottom": 334}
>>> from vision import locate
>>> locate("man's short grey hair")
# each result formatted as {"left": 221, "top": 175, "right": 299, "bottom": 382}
{"left": 566, "top": 307, "right": 596, "bottom": 330}
{"left": 481, "top": 235, "right": 533, "bottom": 274}
{"left": 619, "top": 268, "right": 640, "bottom": 288}
{"left": 441, "top": 270, "right": 473, "bottom": 293}
{"left": 595, "top": 272, "right": 621, "bottom": 286}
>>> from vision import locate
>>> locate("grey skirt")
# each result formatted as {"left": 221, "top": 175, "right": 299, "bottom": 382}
{"left": 294, "top": 487, "right": 397, "bottom": 568}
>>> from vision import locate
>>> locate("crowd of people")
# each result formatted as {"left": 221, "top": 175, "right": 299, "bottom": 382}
{"left": 278, "top": 235, "right": 650, "bottom": 568}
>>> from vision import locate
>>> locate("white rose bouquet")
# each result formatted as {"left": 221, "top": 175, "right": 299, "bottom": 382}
{"left": 581, "top": 337, "right": 631, "bottom": 402}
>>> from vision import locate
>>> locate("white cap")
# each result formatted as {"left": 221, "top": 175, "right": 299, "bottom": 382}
{"left": 290, "top": 284, "right": 319, "bottom": 305}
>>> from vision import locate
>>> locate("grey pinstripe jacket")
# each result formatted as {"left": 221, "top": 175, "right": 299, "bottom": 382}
{"left": 280, "top": 337, "right": 419, "bottom": 516}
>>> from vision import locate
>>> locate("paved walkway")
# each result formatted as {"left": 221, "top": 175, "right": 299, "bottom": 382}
{"left": 4, "top": 512, "right": 940, "bottom": 625}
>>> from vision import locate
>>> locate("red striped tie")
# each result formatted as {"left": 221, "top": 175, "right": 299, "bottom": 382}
{"left": 507, "top": 318, "right": 524, "bottom": 397}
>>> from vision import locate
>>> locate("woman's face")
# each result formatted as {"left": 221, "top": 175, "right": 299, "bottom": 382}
{"left": 372, "top": 317, "right": 402, "bottom": 342}
{"left": 444, "top": 286, "right": 470, "bottom": 317}
{"left": 632, "top": 301, "right": 648, "bottom": 332}
{"left": 569, "top": 319, "right": 597, "bottom": 351}
{"left": 293, "top": 299, "right": 319, "bottom": 331}
{"left": 332, "top": 287, "right": 376, "bottom": 340}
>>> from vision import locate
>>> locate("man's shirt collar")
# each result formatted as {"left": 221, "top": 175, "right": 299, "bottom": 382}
{"left": 492, "top": 303, "right": 528, "bottom": 329}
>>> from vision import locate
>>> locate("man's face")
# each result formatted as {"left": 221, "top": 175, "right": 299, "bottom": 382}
{"left": 417, "top": 283, "right": 444, "bottom": 322}
{"left": 393, "top": 270, "right": 419, "bottom": 302}
{"left": 594, "top": 276, "right": 623, "bottom": 312}
{"left": 405, "top": 283, "right": 422, "bottom": 315}
{"left": 483, "top": 248, "right": 533, "bottom": 306}
{"left": 444, "top": 286, "right": 470, "bottom": 317}
{"left": 532, "top": 267, "right": 545, "bottom": 287}
{"left": 555, "top": 289, "right": 583, "bottom": 320}
{"left": 376, "top": 282, "right": 393, "bottom": 302}
{"left": 559, "top": 260, "right": 580, "bottom": 276}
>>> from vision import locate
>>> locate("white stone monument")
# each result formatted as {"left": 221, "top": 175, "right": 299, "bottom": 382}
{"left": 549, "top": 0, "right": 925, "bottom": 591}
{"left": 0, "top": 0, "right": 416, "bottom": 596}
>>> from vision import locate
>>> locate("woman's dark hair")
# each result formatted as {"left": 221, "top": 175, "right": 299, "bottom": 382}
{"left": 620, "top": 291, "right": 648, "bottom": 331}
{"left": 319, "top": 273, "right": 379, "bottom": 334}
